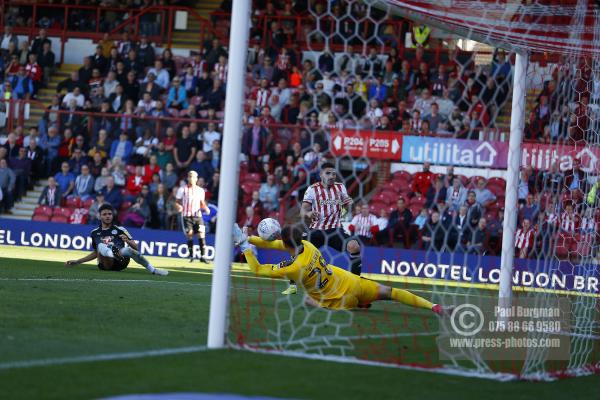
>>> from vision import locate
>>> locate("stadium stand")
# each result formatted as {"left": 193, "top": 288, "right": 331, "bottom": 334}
{"left": 0, "top": 0, "right": 593, "bottom": 262}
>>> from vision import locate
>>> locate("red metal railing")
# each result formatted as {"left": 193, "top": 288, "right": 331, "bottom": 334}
{"left": 0, "top": 2, "right": 217, "bottom": 63}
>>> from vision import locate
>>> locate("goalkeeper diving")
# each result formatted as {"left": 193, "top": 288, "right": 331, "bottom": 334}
{"left": 234, "top": 223, "right": 451, "bottom": 314}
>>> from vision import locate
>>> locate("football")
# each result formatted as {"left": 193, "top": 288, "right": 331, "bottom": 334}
{"left": 257, "top": 218, "right": 281, "bottom": 241}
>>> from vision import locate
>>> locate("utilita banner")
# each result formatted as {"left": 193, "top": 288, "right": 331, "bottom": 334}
{"left": 329, "top": 130, "right": 600, "bottom": 171}
{"left": 401, "top": 136, "right": 509, "bottom": 168}
{"left": 2, "top": 219, "right": 598, "bottom": 295}
{"left": 521, "top": 142, "right": 600, "bottom": 172}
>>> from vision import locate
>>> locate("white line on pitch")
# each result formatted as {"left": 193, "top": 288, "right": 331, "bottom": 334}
{"left": 0, "top": 277, "right": 279, "bottom": 293}
{"left": 0, "top": 277, "right": 490, "bottom": 299}
{"left": 0, "top": 346, "right": 208, "bottom": 371}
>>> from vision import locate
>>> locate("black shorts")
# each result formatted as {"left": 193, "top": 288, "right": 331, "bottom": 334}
{"left": 97, "top": 257, "right": 130, "bottom": 271}
{"left": 182, "top": 216, "right": 204, "bottom": 234}
{"left": 306, "top": 228, "right": 353, "bottom": 252}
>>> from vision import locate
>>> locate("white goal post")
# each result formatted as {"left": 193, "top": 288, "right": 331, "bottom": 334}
{"left": 207, "top": 0, "right": 251, "bottom": 349}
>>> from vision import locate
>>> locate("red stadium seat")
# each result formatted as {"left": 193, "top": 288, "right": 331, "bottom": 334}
{"left": 487, "top": 184, "right": 504, "bottom": 197}
{"left": 488, "top": 177, "right": 506, "bottom": 189}
{"left": 409, "top": 196, "right": 426, "bottom": 207}
{"left": 246, "top": 173, "right": 262, "bottom": 182}
{"left": 50, "top": 215, "right": 69, "bottom": 223}
{"left": 392, "top": 171, "right": 412, "bottom": 183}
{"left": 64, "top": 196, "right": 81, "bottom": 209}
{"left": 54, "top": 207, "right": 73, "bottom": 218}
{"left": 369, "top": 202, "right": 387, "bottom": 215}
{"left": 32, "top": 214, "right": 50, "bottom": 222}
{"left": 409, "top": 203, "right": 423, "bottom": 216}
{"left": 555, "top": 233, "right": 574, "bottom": 259}
{"left": 469, "top": 176, "right": 485, "bottom": 187}
{"left": 456, "top": 175, "right": 469, "bottom": 186}
{"left": 380, "top": 190, "right": 399, "bottom": 204}
{"left": 82, "top": 198, "right": 95, "bottom": 208}
{"left": 572, "top": 233, "right": 595, "bottom": 258}
{"left": 34, "top": 205, "right": 54, "bottom": 217}
{"left": 485, "top": 210, "right": 499, "bottom": 221}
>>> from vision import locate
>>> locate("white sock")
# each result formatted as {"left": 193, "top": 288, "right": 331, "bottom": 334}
{"left": 120, "top": 247, "right": 155, "bottom": 273}
{"left": 97, "top": 243, "right": 114, "bottom": 258}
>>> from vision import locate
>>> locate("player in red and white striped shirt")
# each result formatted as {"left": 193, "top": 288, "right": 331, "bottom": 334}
{"left": 176, "top": 170, "right": 211, "bottom": 263}
{"left": 214, "top": 55, "right": 228, "bottom": 83}
{"left": 279, "top": 162, "right": 362, "bottom": 295}
{"left": 349, "top": 203, "right": 380, "bottom": 240}
{"left": 515, "top": 218, "right": 534, "bottom": 258}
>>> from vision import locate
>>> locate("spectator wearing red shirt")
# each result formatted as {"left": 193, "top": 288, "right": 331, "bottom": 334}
{"left": 515, "top": 218, "right": 534, "bottom": 258}
{"left": 143, "top": 154, "right": 161, "bottom": 184}
{"left": 57, "top": 128, "right": 75, "bottom": 162}
{"left": 126, "top": 166, "right": 145, "bottom": 198}
{"left": 26, "top": 53, "right": 43, "bottom": 95}
{"left": 411, "top": 162, "right": 434, "bottom": 197}
{"left": 163, "top": 127, "right": 177, "bottom": 152}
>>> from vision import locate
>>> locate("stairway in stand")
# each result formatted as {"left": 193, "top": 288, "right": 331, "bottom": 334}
{"left": 170, "top": 0, "right": 223, "bottom": 49}
{"left": 24, "top": 64, "right": 80, "bottom": 129}
{"left": 5, "top": 179, "right": 47, "bottom": 220}
{"left": 2, "top": 64, "right": 79, "bottom": 219}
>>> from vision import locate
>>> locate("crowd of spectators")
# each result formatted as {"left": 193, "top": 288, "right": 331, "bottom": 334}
{"left": 0, "top": 2, "right": 596, "bottom": 263}
{"left": 354, "top": 159, "right": 600, "bottom": 261}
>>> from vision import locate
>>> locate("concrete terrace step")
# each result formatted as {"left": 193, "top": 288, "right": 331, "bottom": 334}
{"left": 11, "top": 207, "right": 34, "bottom": 217}
{"left": 15, "top": 202, "right": 36, "bottom": 211}
{"left": 1, "top": 214, "right": 31, "bottom": 220}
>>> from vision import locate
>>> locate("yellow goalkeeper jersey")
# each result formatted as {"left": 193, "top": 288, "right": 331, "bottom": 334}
{"left": 245, "top": 236, "right": 378, "bottom": 309}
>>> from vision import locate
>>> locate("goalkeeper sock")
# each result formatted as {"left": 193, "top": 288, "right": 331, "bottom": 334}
{"left": 349, "top": 252, "right": 362, "bottom": 275}
{"left": 391, "top": 288, "right": 434, "bottom": 310}
{"left": 120, "top": 247, "right": 155, "bottom": 274}
{"left": 187, "top": 239, "right": 194, "bottom": 258}
{"left": 97, "top": 243, "right": 114, "bottom": 258}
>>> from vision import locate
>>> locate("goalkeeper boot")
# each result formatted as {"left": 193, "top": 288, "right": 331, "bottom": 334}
{"left": 152, "top": 268, "right": 169, "bottom": 276}
{"left": 281, "top": 284, "right": 297, "bottom": 295}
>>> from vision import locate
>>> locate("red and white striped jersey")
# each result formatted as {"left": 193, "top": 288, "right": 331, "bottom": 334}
{"left": 176, "top": 184, "right": 206, "bottom": 217}
{"left": 580, "top": 216, "right": 596, "bottom": 232}
{"left": 560, "top": 212, "right": 579, "bottom": 233}
{"left": 515, "top": 228, "right": 534, "bottom": 249}
{"left": 214, "top": 63, "right": 228, "bottom": 82}
{"left": 275, "top": 54, "right": 290, "bottom": 70}
{"left": 191, "top": 59, "right": 206, "bottom": 78}
{"left": 303, "top": 182, "right": 352, "bottom": 230}
{"left": 253, "top": 88, "right": 270, "bottom": 108}
{"left": 350, "top": 213, "right": 378, "bottom": 238}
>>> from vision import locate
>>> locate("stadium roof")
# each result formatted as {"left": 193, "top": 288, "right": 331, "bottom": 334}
{"left": 385, "top": 0, "right": 600, "bottom": 56}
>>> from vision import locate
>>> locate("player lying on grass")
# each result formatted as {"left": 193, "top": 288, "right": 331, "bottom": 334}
{"left": 65, "top": 203, "right": 168, "bottom": 276}
{"left": 233, "top": 223, "right": 450, "bottom": 313}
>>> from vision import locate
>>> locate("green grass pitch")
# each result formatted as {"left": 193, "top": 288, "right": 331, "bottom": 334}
{"left": 0, "top": 246, "right": 599, "bottom": 400}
